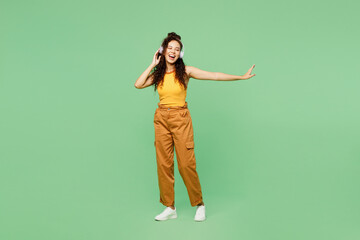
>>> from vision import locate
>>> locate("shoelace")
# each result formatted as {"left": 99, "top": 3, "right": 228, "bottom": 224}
{"left": 165, "top": 207, "right": 175, "bottom": 213}
{"left": 196, "top": 206, "right": 205, "bottom": 214}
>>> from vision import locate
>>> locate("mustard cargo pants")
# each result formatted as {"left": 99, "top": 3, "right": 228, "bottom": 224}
{"left": 154, "top": 101, "right": 204, "bottom": 207}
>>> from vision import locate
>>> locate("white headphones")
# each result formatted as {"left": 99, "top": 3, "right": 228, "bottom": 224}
{"left": 159, "top": 42, "right": 185, "bottom": 59}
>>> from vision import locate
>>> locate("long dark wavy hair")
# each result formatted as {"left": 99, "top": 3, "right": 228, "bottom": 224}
{"left": 150, "top": 32, "right": 188, "bottom": 92}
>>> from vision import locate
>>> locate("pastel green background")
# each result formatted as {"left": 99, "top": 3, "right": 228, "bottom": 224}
{"left": 0, "top": 0, "right": 359, "bottom": 239}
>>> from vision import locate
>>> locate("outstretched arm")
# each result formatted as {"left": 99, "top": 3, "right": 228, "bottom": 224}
{"left": 188, "top": 65, "right": 256, "bottom": 81}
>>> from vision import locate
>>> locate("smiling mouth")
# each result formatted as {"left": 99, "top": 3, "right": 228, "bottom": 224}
{"left": 169, "top": 55, "right": 175, "bottom": 60}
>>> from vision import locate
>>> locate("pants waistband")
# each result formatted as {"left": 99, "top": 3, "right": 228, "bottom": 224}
{"left": 157, "top": 101, "right": 188, "bottom": 110}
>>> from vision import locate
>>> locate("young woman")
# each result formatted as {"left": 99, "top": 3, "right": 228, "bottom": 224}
{"left": 135, "top": 32, "right": 256, "bottom": 222}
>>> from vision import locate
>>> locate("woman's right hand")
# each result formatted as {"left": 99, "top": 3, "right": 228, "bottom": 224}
{"left": 152, "top": 49, "right": 161, "bottom": 66}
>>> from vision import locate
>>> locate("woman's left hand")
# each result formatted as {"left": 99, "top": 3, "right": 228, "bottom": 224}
{"left": 242, "top": 64, "right": 256, "bottom": 80}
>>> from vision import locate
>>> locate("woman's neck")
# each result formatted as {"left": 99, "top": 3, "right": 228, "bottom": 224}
{"left": 166, "top": 62, "right": 175, "bottom": 73}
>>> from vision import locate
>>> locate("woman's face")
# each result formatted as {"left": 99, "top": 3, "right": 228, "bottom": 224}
{"left": 164, "top": 40, "right": 181, "bottom": 63}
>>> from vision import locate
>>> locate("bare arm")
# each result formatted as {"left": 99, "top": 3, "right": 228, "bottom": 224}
{"left": 135, "top": 49, "right": 161, "bottom": 89}
{"left": 188, "top": 65, "right": 256, "bottom": 81}
{"left": 134, "top": 63, "right": 156, "bottom": 89}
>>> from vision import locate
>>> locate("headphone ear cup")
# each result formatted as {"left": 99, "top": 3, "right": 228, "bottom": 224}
{"left": 159, "top": 46, "right": 163, "bottom": 54}
{"left": 180, "top": 45, "right": 184, "bottom": 58}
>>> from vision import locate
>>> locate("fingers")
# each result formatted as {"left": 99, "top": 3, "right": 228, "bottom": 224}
{"left": 247, "top": 64, "right": 255, "bottom": 73}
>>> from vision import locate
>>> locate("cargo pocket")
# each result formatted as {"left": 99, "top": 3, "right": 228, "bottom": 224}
{"left": 185, "top": 141, "right": 194, "bottom": 149}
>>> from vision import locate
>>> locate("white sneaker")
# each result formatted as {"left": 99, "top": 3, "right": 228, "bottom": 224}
{"left": 154, "top": 207, "right": 177, "bottom": 221}
{"left": 194, "top": 205, "right": 206, "bottom": 221}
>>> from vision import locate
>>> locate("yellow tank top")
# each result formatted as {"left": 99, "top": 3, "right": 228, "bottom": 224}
{"left": 157, "top": 70, "right": 187, "bottom": 106}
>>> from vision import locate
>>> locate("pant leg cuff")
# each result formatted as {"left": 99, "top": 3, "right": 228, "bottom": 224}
{"left": 160, "top": 199, "right": 174, "bottom": 207}
{"left": 191, "top": 198, "right": 204, "bottom": 207}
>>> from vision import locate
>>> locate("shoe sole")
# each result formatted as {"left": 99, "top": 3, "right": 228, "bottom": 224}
{"left": 194, "top": 217, "right": 206, "bottom": 222}
{"left": 155, "top": 214, "right": 177, "bottom": 221}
